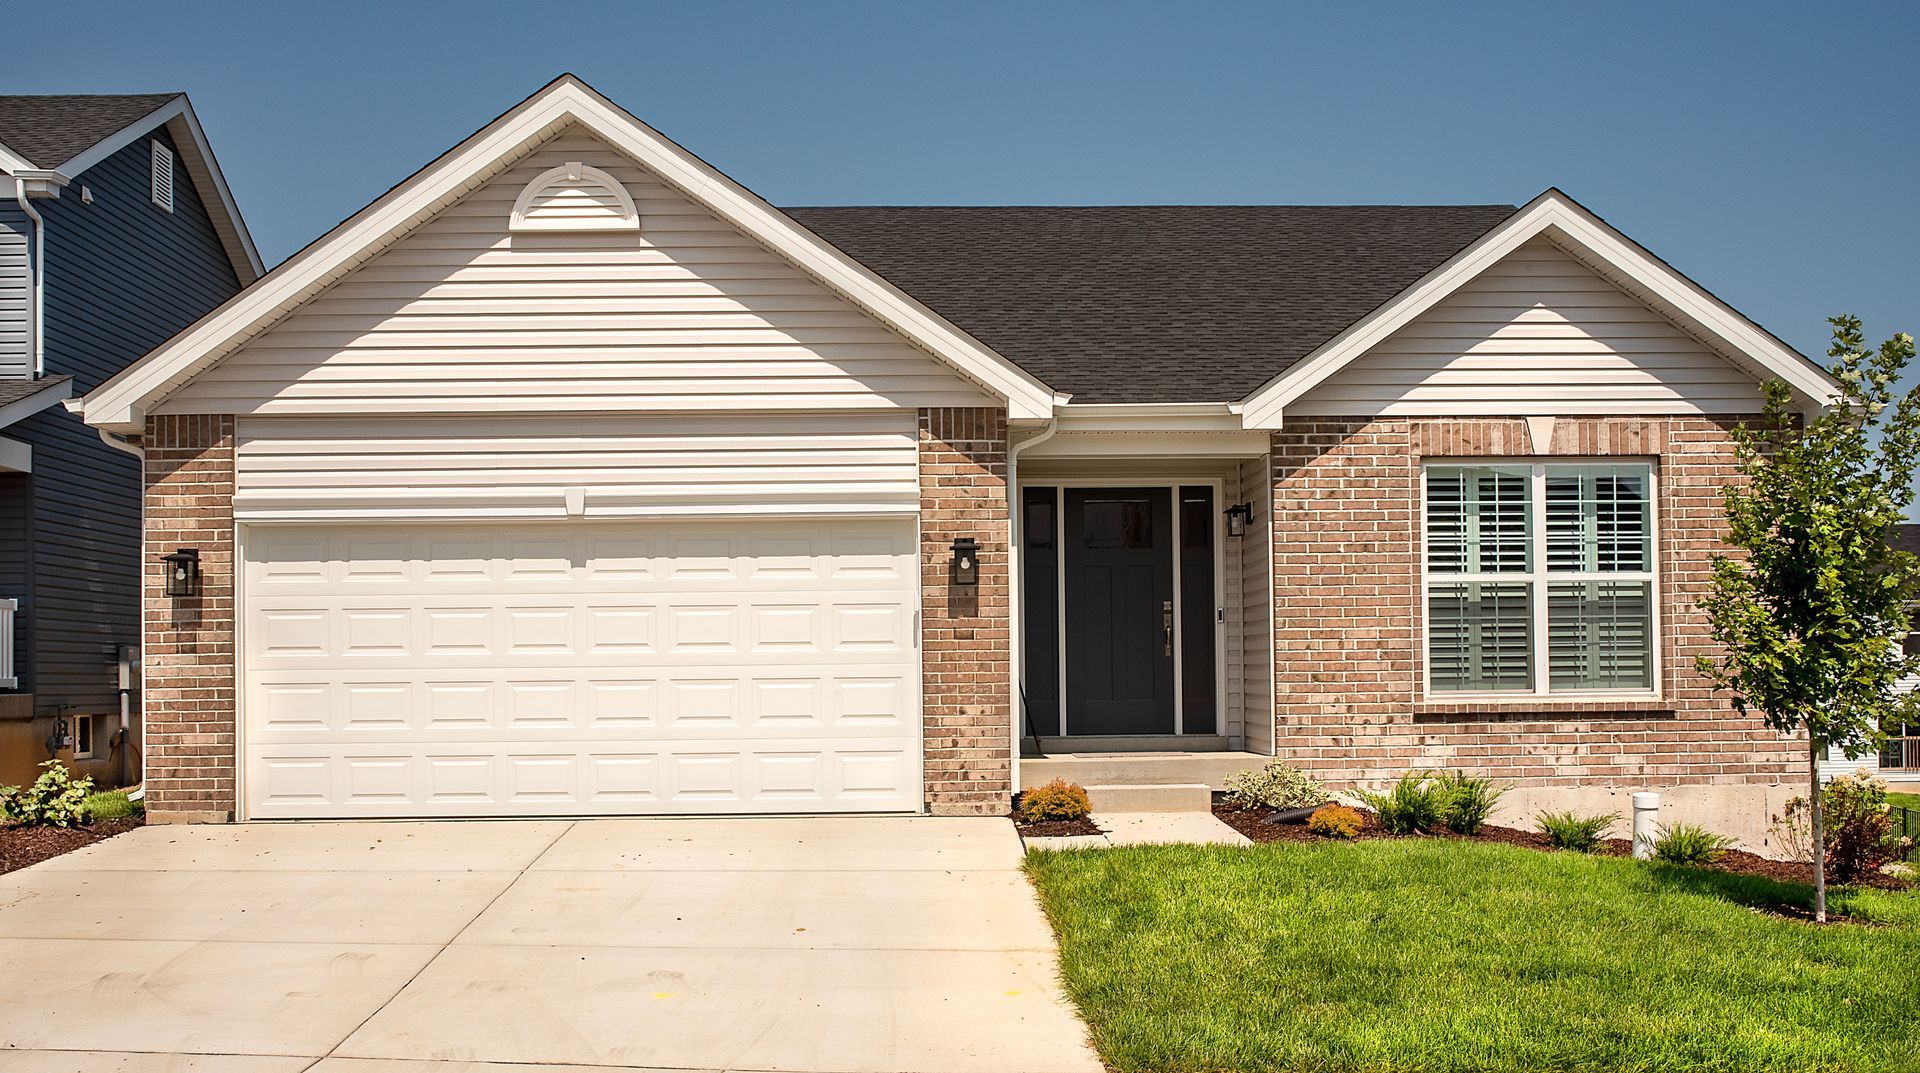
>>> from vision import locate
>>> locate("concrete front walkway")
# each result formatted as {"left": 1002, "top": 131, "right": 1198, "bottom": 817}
{"left": 0, "top": 817, "right": 1102, "bottom": 1073}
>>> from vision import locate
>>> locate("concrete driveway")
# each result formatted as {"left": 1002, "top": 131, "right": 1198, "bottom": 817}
{"left": 0, "top": 817, "right": 1102, "bottom": 1073}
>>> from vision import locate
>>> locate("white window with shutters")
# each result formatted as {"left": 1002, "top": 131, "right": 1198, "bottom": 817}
{"left": 150, "top": 139, "right": 174, "bottom": 213}
{"left": 1422, "top": 460, "right": 1658, "bottom": 698}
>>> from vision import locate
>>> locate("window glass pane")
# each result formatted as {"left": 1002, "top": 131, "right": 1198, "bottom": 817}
{"left": 1426, "top": 466, "right": 1531, "bottom": 574}
{"left": 1548, "top": 580, "right": 1653, "bottom": 690}
{"left": 1082, "top": 497, "right": 1154, "bottom": 549}
{"left": 1179, "top": 486, "right": 1216, "bottom": 734}
{"left": 1428, "top": 581, "right": 1533, "bottom": 691}
{"left": 1546, "top": 464, "right": 1650, "bottom": 572}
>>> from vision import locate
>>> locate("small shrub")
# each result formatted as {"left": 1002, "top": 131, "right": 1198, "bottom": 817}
{"left": 1222, "top": 761, "right": 1330, "bottom": 811}
{"left": 1431, "top": 771, "right": 1506, "bottom": 835}
{"left": 1823, "top": 770, "right": 1913, "bottom": 883}
{"left": 1354, "top": 771, "right": 1443, "bottom": 835}
{"left": 0, "top": 761, "right": 95, "bottom": 828}
{"left": 1768, "top": 795, "right": 1816, "bottom": 865}
{"left": 1306, "top": 804, "right": 1362, "bottom": 839}
{"left": 1652, "top": 822, "right": 1738, "bottom": 865}
{"left": 81, "top": 789, "right": 143, "bottom": 822}
{"left": 1768, "top": 771, "right": 1914, "bottom": 881}
{"left": 1019, "top": 779, "right": 1091, "bottom": 823}
{"left": 1536, "top": 809, "right": 1617, "bottom": 853}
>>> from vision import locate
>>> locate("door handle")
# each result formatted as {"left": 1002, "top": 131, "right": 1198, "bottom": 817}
{"left": 1162, "top": 600, "right": 1174, "bottom": 656}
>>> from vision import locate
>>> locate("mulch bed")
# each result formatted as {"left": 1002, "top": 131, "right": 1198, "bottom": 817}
{"left": 1214, "top": 803, "right": 1913, "bottom": 916}
{"left": 0, "top": 817, "right": 144, "bottom": 875}
{"left": 1011, "top": 813, "right": 1105, "bottom": 838}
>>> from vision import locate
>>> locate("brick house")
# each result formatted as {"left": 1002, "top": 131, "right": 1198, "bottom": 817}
{"left": 77, "top": 75, "right": 1832, "bottom": 829}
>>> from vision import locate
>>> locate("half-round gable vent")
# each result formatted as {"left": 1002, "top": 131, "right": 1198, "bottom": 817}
{"left": 510, "top": 162, "right": 640, "bottom": 232}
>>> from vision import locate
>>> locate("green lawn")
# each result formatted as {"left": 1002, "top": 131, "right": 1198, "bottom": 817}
{"left": 1889, "top": 790, "right": 1920, "bottom": 812}
{"left": 1024, "top": 840, "right": 1920, "bottom": 1073}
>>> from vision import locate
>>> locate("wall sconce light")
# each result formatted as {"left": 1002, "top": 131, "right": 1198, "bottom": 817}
{"left": 1224, "top": 503, "right": 1254, "bottom": 538}
{"left": 162, "top": 547, "right": 201, "bottom": 598}
{"left": 950, "top": 537, "right": 980, "bottom": 588}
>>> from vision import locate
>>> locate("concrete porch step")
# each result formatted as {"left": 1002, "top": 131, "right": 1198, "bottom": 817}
{"left": 1021, "top": 750, "right": 1267, "bottom": 791}
{"left": 1083, "top": 783, "right": 1213, "bottom": 813}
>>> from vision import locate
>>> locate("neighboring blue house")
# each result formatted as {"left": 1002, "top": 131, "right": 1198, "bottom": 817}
{"left": 0, "top": 94, "right": 259, "bottom": 787}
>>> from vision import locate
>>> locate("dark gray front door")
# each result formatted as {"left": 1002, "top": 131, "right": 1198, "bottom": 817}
{"left": 1064, "top": 487, "right": 1175, "bottom": 734}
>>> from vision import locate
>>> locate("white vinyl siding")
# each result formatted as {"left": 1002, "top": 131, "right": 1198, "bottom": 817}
{"left": 1236, "top": 454, "right": 1275, "bottom": 753}
{"left": 158, "top": 127, "right": 992, "bottom": 416}
{"left": 233, "top": 412, "right": 918, "bottom": 521}
{"left": 1424, "top": 461, "right": 1657, "bottom": 697}
{"left": 1291, "top": 239, "right": 1766, "bottom": 416}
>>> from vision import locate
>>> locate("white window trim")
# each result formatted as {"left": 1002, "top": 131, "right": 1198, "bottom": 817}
{"left": 1419, "top": 458, "right": 1662, "bottom": 703}
{"left": 72, "top": 713, "right": 96, "bottom": 760}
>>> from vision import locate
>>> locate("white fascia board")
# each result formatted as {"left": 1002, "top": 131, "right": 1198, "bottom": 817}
{"left": 1053, "top": 401, "right": 1246, "bottom": 432}
{"left": 80, "top": 76, "right": 1055, "bottom": 432}
{"left": 58, "top": 96, "right": 265, "bottom": 284}
{"left": 0, "top": 377, "right": 73, "bottom": 430}
{"left": 1021, "top": 430, "right": 1272, "bottom": 458}
{"left": 0, "top": 141, "right": 34, "bottom": 173}
{"left": 1238, "top": 189, "right": 1839, "bottom": 428}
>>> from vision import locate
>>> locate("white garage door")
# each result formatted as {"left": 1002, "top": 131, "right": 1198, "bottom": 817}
{"left": 241, "top": 519, "right": 921, "bottom": 819}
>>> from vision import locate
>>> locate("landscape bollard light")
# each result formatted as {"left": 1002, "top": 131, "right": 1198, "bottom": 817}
{"left": 1632, "top": 792, "right": 1660, "bottom": 860}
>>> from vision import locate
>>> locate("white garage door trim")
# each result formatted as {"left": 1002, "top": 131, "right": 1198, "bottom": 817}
{"left": 237, "top": 516, "right": 923, "bottom": 820}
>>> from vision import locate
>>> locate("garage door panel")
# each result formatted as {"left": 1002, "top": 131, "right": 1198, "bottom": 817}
{"left": 248, "top": 738, "right": 915, "bottom": 818}
{"left": 248, "top": 668, "right": 913, "bottom": 739}
{"left": 243, "top": 518, "right": 920, "bottom": 818}
{"left": 249, "top": 601, "right": 909, "bottom": 666}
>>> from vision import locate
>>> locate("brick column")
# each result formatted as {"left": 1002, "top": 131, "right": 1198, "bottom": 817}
{"left": 917, "top": 407, "right": 1011, "bottom": 815}
{"left": 142, "top": 415, "right": 237, "bottom": 822}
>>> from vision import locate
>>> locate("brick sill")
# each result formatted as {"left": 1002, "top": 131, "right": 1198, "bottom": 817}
{"left": 1413, "top": 699, "right": 1677, "bottom": 722}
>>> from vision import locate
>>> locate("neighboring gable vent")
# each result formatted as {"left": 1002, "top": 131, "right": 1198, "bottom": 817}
{"left": 510, "top": 162, "right": 638, "bottom": 232}
{"left": 150, "top": 139, "right": 174, "bottom": 213}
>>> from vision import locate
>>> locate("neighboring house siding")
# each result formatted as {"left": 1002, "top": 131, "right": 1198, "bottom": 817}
{"left": 1267, "top": 414, "right": 1798, "bottom": 786}
{"left": 158, "top": 126, "right": 993, "bottom": 416}
{"left": 0, "top": 474, "right": 28, "bottom": 682}
{"left": 0, "top": 205, "right": 28, "bottom": 378}
{"left": 17, "top": 128, "right": 241, "bottom": 710}
{"left": 1289, "top": 239, "right": 1767, "bottom": 416}
{"left": 231, "top": 412, "right": 921, "bottom": 519}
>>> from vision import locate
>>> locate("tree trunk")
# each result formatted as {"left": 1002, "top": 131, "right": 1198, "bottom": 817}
{"left": 1809, "top": 738, "right": 1827, "bottom": 923}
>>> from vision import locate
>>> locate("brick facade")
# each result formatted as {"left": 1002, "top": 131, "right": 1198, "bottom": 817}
{"left": 1267, "top": 414, "right": 1798, "bottom": 787}
{"left": 140, "top": 415, "right": 239, "bottom": 822}
{"left": 917, "top": 407, "right": 1013, "bottom": 814}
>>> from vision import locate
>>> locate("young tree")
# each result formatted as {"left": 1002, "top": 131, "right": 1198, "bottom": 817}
{"left": 1699, "top": 316, "right": 1920, "bottom": 921}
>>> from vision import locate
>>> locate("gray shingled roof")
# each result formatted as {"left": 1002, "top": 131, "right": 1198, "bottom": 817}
{"left": 784, "top": 204, "right": 1519, "bottom": 403}
{"left": 0, "top": 93, "right": 180, "bottom": 169}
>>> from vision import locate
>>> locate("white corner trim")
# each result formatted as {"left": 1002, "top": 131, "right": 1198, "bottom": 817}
{"left": 78, "top": 75, "right": 1057, "bottom": 432}
{"left": 1238, "top": 189, "right": 1839, "bottom": 428}
{"left": 510, "top": 161, "right": 640, "bottom": 231}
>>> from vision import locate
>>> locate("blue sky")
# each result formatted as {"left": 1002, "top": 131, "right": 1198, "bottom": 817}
{"left": 12, "top": 1, "right": 1917, "bottom": 366}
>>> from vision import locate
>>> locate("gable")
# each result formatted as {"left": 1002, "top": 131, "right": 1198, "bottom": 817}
{"left": 157, "top": 126, "right": 991, "bottom": 417}
{"left": 1287, "top": 239, "right": 1768, "bottom": 417}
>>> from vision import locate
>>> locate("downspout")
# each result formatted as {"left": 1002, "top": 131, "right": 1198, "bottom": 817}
{"left": 1006, "top": 419, "right": 1060, "bottom": 785}
{"left": 98, "top": 429, "right": 147, "bottom": 799}
{"left": 12, "top": 178, "right": 45, "bottom": 377}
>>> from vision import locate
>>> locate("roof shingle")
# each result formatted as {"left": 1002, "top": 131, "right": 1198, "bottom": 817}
{"left": 784, "top": 204, "right": 1518, "bottom": 403}
{"left": 0, "top": 93, "right": 180, "bottom": 169}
